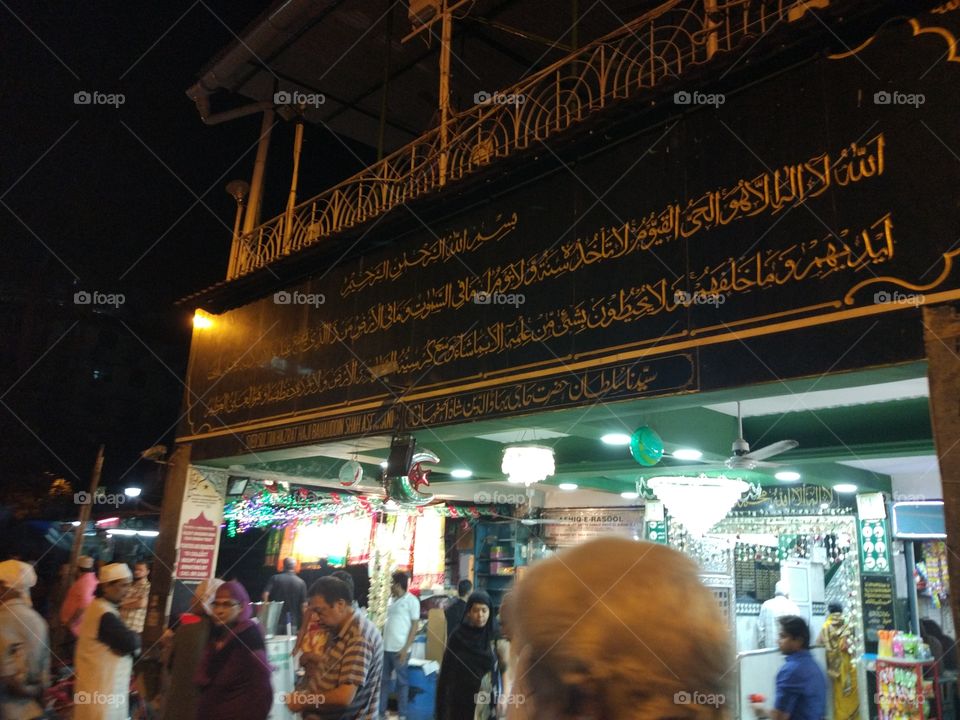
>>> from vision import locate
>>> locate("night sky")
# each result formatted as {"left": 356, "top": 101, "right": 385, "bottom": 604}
{"left": 0, "top": 2, "right": 376, "bottom": 506}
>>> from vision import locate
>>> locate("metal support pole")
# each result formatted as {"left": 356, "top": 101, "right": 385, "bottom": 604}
{"left": 571, "top": 0, "right": 579, "bottom": 52}
{"left": 226, "top": 197, "right": 245, "bottom": 279}
{"left": 905, "top": 540, "right": 921, "bottom": 635}
{"left": 283, "top": 116, "right": 305, "bottom": 253}
{"left": 377, "top": 0, "right": 396, "bottom": 162}
{"left": 243, "top": 109, "right": 276, "bottom": 235}
{"left": 438, "top": 0, "right": 452, "bottom": 187}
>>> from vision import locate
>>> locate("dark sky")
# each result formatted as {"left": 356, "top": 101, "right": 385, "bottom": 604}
{"left": 0, "top": 2, "right": 375, "bottom": 501}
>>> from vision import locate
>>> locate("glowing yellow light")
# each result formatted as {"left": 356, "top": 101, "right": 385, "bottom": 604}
{"left": 193, "top": 310, "right": 214, "bottom": 329}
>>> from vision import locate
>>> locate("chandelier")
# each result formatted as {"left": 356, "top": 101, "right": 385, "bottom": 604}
{"left": 647, "top": 474, "right": 752, "bottom": 537}
{"left": 502, "top": 445, "right": 556, "bottom": 485}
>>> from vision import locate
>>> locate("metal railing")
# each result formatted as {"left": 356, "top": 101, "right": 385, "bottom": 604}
{"left": 228, "top": 0, "right": 832, "bottom": 279}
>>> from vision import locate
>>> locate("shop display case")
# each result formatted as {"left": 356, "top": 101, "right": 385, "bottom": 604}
{"left": 874, "top": 657, "right": 941, "bottom": 720}
{"left": 474, "top": 521, "right": 528, "bottom": 610}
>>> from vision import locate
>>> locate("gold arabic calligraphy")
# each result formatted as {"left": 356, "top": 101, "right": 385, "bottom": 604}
{"left": 202, "top": 214, "right": 893, "bottom": 417}
{"left": 203, "top": 134, "right": 887, "bottom": 382}
{"left": 339, "top": 213, "right": 519, "bottom": 297}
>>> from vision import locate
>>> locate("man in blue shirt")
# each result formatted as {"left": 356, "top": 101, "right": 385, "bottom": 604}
{"left": 754, "top": 615, "right": 827, "bottom": 720}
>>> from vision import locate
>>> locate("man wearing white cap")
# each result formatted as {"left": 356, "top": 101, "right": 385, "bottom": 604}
{"left": 75, "top": 563, "right": 141, "bottom": 720}
{"left": 0, "top": 560, "right": 50, "bottom": 719}
{"left": 60, "top": 555, "right": 98, "bottom": 639}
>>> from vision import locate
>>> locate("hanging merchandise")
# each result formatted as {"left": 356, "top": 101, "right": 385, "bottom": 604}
{"left": 923, "top": 541, "right": 950, "bottom": 608}
{"left": 377, "top": 514, "right": 416, "bottom": 570}
{"left": 412, "top": 513, "right": 445, "bottom": 588}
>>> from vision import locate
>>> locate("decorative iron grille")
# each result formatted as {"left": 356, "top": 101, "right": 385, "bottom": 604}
{"left": 228, "top": 0, "right": 832, "bottom": 279}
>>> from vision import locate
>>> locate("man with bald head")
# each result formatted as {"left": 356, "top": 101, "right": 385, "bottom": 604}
{"left": 0, "top": 559, "right": 50, "bottom": 719}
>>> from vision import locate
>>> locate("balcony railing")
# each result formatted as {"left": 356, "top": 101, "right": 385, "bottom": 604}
{"left": 228, "top": 0, "right": 832, "bottom": 280}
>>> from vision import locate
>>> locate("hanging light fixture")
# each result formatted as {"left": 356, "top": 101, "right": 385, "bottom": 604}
{"left": 647, "top": 474, "right": 753, "bottom": 537}
{"left": 502, "top": 445, "right": 555, "bottom": 485}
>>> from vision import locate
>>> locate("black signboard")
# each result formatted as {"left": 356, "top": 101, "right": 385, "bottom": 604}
{"left": 180, "top": 9, "right": 960, "bottom": 457}
{"left": 862, "top": 575, "right": 896, "bottom": 643}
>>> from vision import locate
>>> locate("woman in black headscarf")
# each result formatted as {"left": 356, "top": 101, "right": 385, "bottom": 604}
{"left": 436, "top": 590, "right": 498, "bottom": 720}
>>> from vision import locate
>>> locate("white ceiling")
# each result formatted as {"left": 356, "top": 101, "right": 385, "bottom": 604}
{"left": 473, "top": 428, "right": 570, "bottom": 443}
{"left": 839, "top": 455, "right": 940, "bottom": 476}
{"left": 706, "top": 378, "right": 929, "bottom": 417}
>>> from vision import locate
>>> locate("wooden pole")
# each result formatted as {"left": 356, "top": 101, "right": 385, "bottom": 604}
{"left": 921, "top": 304, "right": 960, "bottom": 641}
{"left": 67, "top": 445, "right": 104, "bottom": 586}
{"left": 142, "top": 443, "right": 192, "bottom": 647}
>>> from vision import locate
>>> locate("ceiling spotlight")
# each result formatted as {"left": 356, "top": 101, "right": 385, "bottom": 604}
{"left": 833, "top": 483, "right": 858, "bottom": 494}
{"left": 124, "top": 487, "right": 142, "bottom": 498}
{"left": 450, "top": 469, "right": 473, "bottom": 479}
{"left": 558, "top": 482, "right": 578, "bottom": 491}
{"left": 673, "top": 448, "right": 703, "bottom": 461}
{"left": 601, "top": 433, "right": 631, "bottom": 446}
{"left": 380, "top": 460, "right": 388, "bottom": 468}
{"left": 775, "top": 471, "right": 801, "bottom": 482}
{"left": 620, "top": 491, "right": 640, "bottom": 500}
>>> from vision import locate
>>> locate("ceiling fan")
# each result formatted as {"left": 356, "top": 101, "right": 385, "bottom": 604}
{"left": 720, "top": 401, "right": 798, "bottom": 470}
{"left": 662, "top": 401, "right": 798, "bottom": 472}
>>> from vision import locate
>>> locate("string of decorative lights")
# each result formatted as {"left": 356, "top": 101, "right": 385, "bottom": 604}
{"left": 224, "top": 487, "right": 500, "bottom": 536}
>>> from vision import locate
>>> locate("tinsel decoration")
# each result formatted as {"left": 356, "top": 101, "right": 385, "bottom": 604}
{"left": 224, "top": 487, "right": 498, "bottom": 536}
{"left": 367, "top": 548, "right": 394, "bottom": 631}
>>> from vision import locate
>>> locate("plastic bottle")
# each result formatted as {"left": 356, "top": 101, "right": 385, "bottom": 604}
{"left": 892, "top": 632, "right": 904, "bottom": 658}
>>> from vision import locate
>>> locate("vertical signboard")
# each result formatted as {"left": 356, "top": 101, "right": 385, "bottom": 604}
{"left": 174, "top": 467, "right": 227, "bottom": 580}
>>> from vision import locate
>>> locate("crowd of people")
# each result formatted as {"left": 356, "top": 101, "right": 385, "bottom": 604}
{"left": 0, "top": 542, "right": 955, "bottom": 720}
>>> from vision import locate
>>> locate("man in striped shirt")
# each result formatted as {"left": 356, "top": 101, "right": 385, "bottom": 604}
{"left": 289, "top": 576, "right": 383, "bottom": 720}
